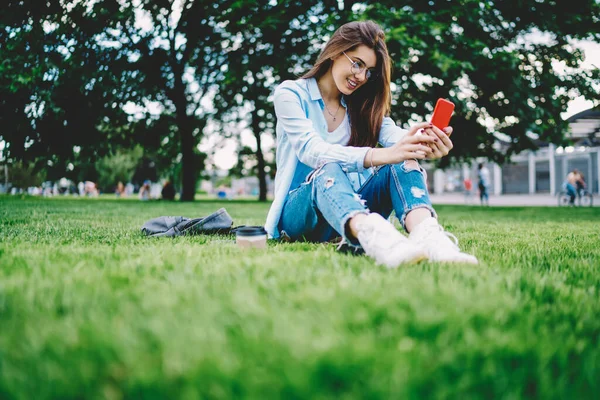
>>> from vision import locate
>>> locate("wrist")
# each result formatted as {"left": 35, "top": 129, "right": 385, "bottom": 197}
{"left": 364, "top": 148, "right": 379, "bottom": 169}
{"left": 375, "top": 147, "right": 391, "bottom": 166}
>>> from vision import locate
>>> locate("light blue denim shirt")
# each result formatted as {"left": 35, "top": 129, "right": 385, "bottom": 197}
{"left": 265, "top": 77, "right": 409, "bottom": 239}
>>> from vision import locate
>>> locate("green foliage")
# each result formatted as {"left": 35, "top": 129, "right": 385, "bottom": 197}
{"left": 362, "top": 0, "right": 600, "bottom": 164}
{"left": 94, "top": 146, "right": 143, "bottom": 192}
{"left": 1, "top": 0, "right": 599, "bottom": 195}
{"left": 214, "top": 174, "right": 233, "bottom": 188}
{"left": 0, "top": 0, "right": 226, "bottom": 200}
{"left": 214, "top": 0, "right": 324, "bottom": 200}
{"left": 0, "top": 197, "right": 599, "bottom": 398}
{"left": 5, "top": 161, "right": 45, "bottom": 189}
{"left": 0, "top": 0, "right": 138, "bottom": 168}
{"left": 124, "top": 0, "right": 230, "bottom": 200}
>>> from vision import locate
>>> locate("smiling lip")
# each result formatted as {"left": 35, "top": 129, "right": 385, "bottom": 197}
{"left": 347, "top": 78, "right": 358, "bottom": 90}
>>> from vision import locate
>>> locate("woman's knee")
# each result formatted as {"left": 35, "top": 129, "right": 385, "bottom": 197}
{"left": 318, "top": 162, "right": 345, "bottom": 175}
{"left": 310, "top": 163, "right": 358, "bottom": 198}
{"left": 311, "top": 163, "right": 347, "bottom": 184}
{"left": 388, "top": 161, "right": 428, "bottom": 185}
{"left": 395, "top": 160, "right": 425, "bottom": 175}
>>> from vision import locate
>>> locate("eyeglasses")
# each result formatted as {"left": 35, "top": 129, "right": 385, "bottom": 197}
{"left": 342, "top": 52, "right": 377, "bottom": 80}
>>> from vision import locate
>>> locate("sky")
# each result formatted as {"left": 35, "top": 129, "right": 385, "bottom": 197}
{"left": 560, "top": 40, "right": 600, "bottom": 118}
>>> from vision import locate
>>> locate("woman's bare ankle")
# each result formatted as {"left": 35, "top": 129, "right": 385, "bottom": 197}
{"left": 405, "top": 208, "right": 434, "bottom": 233}
{"left": 347, "top": 212, "right": 369, "bottom": 240}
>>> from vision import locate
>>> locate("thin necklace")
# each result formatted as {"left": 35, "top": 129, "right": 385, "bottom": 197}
{"left": 317, "top": 82, "right": 342, "bottom": 121}
{"left": 324, "top": 101, "right": 342, "bottom": 121}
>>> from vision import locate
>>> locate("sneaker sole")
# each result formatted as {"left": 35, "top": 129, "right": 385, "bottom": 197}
{"left": 409, "top": 253, "right": 429, "bottom": 264}
{"left": 381, "top": 251, "right": 428, "bottom": 268}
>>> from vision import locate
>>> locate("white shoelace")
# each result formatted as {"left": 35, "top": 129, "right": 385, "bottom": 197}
{"left": 420, "top": 223, "right": 460, "bottom": 250}
{"left": 444, "top": 231, "right": 459, "bottom": 247}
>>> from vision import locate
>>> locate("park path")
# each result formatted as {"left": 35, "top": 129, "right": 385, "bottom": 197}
{"left": 429, "top": 193, "right": 598, "bottom": 207}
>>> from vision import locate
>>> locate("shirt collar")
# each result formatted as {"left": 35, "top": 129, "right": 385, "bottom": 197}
{"left": 307, "top": 77, "right": 321, "bottom": 101}
{"left": 307, "top": 77, "right": 347, "bottom": 108}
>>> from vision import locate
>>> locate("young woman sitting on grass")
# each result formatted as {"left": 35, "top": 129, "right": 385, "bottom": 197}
{"left": 264, "top": 20, "right": 478, "bottom": 267}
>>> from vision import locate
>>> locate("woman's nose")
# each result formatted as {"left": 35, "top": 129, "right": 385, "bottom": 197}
{"left": 355, "top": 69, "right": 367, "bottom": 82}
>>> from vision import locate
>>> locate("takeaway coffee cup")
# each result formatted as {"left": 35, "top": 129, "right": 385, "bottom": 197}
{"left": 235, "top": 226, "right": 267, "bottom": 249}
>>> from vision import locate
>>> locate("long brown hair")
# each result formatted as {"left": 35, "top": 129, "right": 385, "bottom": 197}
{"left": 302, "top": 21, "right": 391, "bottom": 148}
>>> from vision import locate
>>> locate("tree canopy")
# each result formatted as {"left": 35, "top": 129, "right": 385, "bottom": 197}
{"left": 0, "top": 0, "right": 138, "bottom": 180}
{"left": 1, "top": 0, "right": 599, "bottom": 199}
{"left": 367, "top": 0, "right": 600, "bottom": 165}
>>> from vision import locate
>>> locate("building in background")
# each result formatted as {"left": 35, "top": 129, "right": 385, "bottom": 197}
{"left": 425, "top": 106, "right": 600, "bottom": 196}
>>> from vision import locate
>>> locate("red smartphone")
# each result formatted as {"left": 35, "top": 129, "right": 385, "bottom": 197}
{"left": 430, "top": 98, "right": 455, "bottom": 134}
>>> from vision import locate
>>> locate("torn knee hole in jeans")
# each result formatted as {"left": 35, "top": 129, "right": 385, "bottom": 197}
{"left": 403, "top": 159, "right": 428, "bottom": 181}
{"left": 411, "top": 186, "right": 426, "bottom": 198}
{"left": 404, "top": 159, "right": 420, "bottom": 171}
{"left": 324, "top": 177, "right": 335, "bottom": 189}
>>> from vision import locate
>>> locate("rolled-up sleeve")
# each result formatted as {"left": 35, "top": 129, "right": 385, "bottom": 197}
{"left": 378, "top": 116, "right": 408, "bottom": 148}
{"left": 274, "top": 86, "right": 370, "bottom": 173}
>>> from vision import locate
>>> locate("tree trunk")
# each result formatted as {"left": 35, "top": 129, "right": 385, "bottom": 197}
{"left": 250, "top": 107, "right": 267, "bottom": 202}
{"left": 172, "top": 65, "right": 197, "bottom": 202}
{"left": 178, "top": 114, "right": 196, "bottom": 202}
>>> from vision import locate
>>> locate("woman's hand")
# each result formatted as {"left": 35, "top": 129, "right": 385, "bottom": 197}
{"left": 384, "top": 122, "right": 436, "bottom": 163}
{"left": 423, "top": 125, "right": 454, "bottom": 160}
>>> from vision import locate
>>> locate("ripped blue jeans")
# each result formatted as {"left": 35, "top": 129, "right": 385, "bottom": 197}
{"left": 278, "top": 161, "right": 436, "bottom": 246}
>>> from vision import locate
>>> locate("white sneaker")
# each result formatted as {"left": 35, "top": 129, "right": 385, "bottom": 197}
{"left": 409, "top": 217, "right": 478, "bottom": 264}
{"left": 356, "top": 213, "right": 427, "bottom": 268}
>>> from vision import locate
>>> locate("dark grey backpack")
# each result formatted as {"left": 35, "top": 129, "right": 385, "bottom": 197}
{"left": 141, "top": 208, "right": 233, "bottom": 237}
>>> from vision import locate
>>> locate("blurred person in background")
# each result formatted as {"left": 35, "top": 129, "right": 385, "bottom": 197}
{"left": 115, "top": 181, "right": 126, "bottom": 198}
{"left": 477, "top": 163, "right": 490, "bottom": 206}
{"left": 84, "top": 181, "right": 99, "bottom": 197}
{"left": 564, "top": 169, "right": 586, "bottom": 205}
{"left": 139, "top": 180, "right": 151, "bottom": 201}
{"left": 161, "top": 180, "right": 176, "bottom": 201}
{"left": 463, "top": 175, "right": 473, "bottom": 205}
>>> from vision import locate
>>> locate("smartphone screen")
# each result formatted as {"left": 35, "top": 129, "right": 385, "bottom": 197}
{"left": 431, "top": 99, "right": 455, "bottom": 130}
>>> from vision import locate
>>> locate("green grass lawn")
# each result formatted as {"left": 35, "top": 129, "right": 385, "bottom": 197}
{"left": 1, "top": 196, "right": 599, "bottom": 399}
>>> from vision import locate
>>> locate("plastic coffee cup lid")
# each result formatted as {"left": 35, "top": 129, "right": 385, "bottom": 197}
{"left": 235, "top": 226, "right": 267, "bottom": 237}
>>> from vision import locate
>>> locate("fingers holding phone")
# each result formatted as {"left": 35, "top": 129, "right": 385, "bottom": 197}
{"left": 389, "top": 123, "right": 436, "bottom": 162}
{"left": 425, "top": 98, "right": 455, "bottom": 159}
{"left": 424, "top": 125, "right": 453, "bottom": 159}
